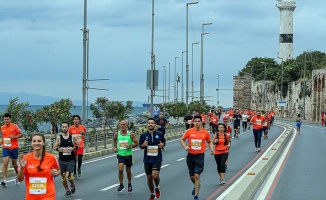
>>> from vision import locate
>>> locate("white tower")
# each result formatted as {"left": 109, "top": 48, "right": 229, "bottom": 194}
{"left": 276, "top": 0, "right": 296, "bottom": 61}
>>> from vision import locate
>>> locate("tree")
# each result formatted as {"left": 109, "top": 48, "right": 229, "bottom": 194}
{"left": 188, "top": 101, "right": 211, "bottom": 114}
{"left": 36, "top": 98, "right": 73, "bottom": 137}
{"left": 89, "top": 97, "right": 134, "bottom": 130}
{"left": 0, "top": 97, "right": 40, "bottom": 140}
{"left": 162, "top": 102, "right": 187, "bottom": 124}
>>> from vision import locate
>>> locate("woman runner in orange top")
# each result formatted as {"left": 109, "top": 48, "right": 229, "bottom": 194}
{"left": 211, "top": 123, "right": 230, "bottom": 185}
{"left": 17, "top": 133, "right": 61, "bottom": 200}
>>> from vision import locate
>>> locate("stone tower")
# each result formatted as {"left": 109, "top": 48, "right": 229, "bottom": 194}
{"left": 276, "top": 0, "right": 296, "bottom": 61}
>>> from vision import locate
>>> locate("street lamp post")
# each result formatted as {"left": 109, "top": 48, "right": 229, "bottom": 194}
{"left": 303, "top": 51, "right": 307, "bottom": 120}
{"left": 163, "top": 65, "right": 166, "bottom": 104}
{"left": 216, "top": 74, "right": 220, "bottom": 108}
{"left": 168, "top": 62, "right": 171, "bottom": 102}
{"left": 192, "top": 42, "right": 199, "bottom": 102}
{"left": 278, "top": 57, "right": 284, "bottom": 117}
{"left": 186, "top": 1, "right": 199, "bottom": 108}
{"left": 174, "top": 56, "right": 180, "bottom": 102}
{"left": 200, "top": 22, "right": 212, "bottom": 105}
{"left": 181, "top": 51, "right": 187, "bottom": 102}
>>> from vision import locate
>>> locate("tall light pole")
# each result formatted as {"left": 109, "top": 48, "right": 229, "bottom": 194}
{"left": 163, "top": 65, "right": 166, "bottom": 104}
{"left": 260, "top": 62, "right": 267, "bottom": 110}
{"left": 192, "top": 42, "right": 199, "bottom": 102}
{"left": 186, "top": 1, "right": 199, "bottom": 108}
{"left": 200, "top": 22, "right": 212, "bottom": 105}
{"left": 168, "top": 62, "right": 171, "bottom": 102}
{"left": 82, "top": 0, "right": 88, "bottom": 125}
{"left": 181, "top": 50, "right": 187, "bottom": 102}
{"left": 278, "top": 56, "right": 284, "bottom": 117}
{"left": 150, "top": 0, "right": 155, "bottom": 116}
{"left": 174, "top": 56, "right": 180, "bottom": 102}
{"left": 216, "top": 74, "right": 220, "bottom": 108}
{"left": 165, "top": 66, "right": 168, "bottom": 103}
{"left": 303, "top": 51, "right": 307, "bottom": 120}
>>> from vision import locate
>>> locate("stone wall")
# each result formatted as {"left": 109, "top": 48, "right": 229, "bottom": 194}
{"left": 251, "top": 78, "right": 313, "bottom": 120}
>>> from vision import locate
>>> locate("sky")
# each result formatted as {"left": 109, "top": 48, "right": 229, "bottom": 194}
{"left": 0, "top": 0, "right": 325, "bottom": 108}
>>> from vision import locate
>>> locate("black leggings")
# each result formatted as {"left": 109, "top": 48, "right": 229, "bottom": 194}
{"left": 214, "top": 153, "right": 228, "bottom": 173}
{"left": 74, "top": 154, "right": 83, "bottom": 174}
{"left": 242, "top": 121, "right": 247, "bottom": 129}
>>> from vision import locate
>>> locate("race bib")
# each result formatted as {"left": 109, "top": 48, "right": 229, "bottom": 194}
{"left": 263, "top": 121, "right": 268, "bottom": 126}
{"left": 147, "top": 146, "right": 158, "bottom": 156}
{"left": 74, "top": 134, "right": 82, "bottom": 143}
{"left": 62, "top": 148, "right": 71, "bottom": 155}
{"left": 187, "top": 120, "right": 192, "bottom": 124}
{"left": 256, "top": 120, "right": 262, "bottom": 125}
{"left": 190, "top": 139, "right": 202, "bottom": 150}
{"left": 119, "top": 140, "right": 129, "bottom": 150}
{"left": 29, "top": 177, "right": 47, "bottom": 195}
{"left": 3, "top": 138, "right": 11, "bottom": 147}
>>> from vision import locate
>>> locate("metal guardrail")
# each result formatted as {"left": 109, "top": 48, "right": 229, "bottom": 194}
{"left": 0, "top": 124, "right": 186, "bottom": 159}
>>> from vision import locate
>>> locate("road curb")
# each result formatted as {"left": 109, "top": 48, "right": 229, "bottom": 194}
{"left": 223, "top": 123, "right": 294, "bottom": 200}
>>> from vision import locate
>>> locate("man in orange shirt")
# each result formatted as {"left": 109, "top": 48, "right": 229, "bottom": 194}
{"left": 180, "top": 115, "right": 214, "bottom": 200}
{"left": 250, "top": 111, "right": 265, "bottom": 152}
{"left": 1, "top": 113, "right": 23, "bottom": 187}
{"left": 210, "top": 112, "right": 219, "bottom": 133}
{"left": 201, "top": 112, "right": 207, "bottom": 128}
{"left": 68, "top": 115, "right": 86, "bottom": 178}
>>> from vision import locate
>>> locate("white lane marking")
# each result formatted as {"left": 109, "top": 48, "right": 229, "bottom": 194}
{"left": 161, "top": 164, "right": 169, "bottom": 168}
{"left": 100, "top": 183, "right": 120, "bottom": 191}
{"left": 257, "top": 129, "right": 297, "bottom": 199}
{"left": 216, "top": 126, "right": 288, "bottom": 200}
{"left": 176, "top": 158, "right": 185, "bottom": 161}
{"left": 134, "top": 164, "right": 170, "bottom": 178}
{"left": 134, "top": 173, "right": 146, "bottom": 178}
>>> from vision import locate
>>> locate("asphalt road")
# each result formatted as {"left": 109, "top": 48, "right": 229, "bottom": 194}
{"left": 260, "top": 122, "right": 326, "bottom": 200}
{"left": 1, "top": 124, "right": 284, "bottom": 200}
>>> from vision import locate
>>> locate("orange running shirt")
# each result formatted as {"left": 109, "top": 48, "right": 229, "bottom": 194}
{"left": 201, "top": 114, "right": 207, "bottom": 124}
{"left": 1, "top": 123, "right": 21, "bottom": 149}
{"left": 182, "top": 127, "right": 210, "bottom": 154}
{"left": 68, "top": 125, "right": 86, "bottom": 148}
{"left": 214, "top": 133, "right": 230, "bottom": 155}
{"left": 251, "top": 115, "right": 265, "bottom": 130}
{"left": 210, "top": 116, "right": 219, "bottom": 125}
{"left": 23, "top": 152, "right": 60, "bottom": 200}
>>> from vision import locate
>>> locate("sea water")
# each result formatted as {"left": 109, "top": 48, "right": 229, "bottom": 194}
{"left": 0, "top": 105, "right": 149, "bottom": 132}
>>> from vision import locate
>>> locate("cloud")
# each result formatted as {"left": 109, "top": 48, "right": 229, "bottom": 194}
{"left": 0, "top": 0, "right": 324, "bottom": 109}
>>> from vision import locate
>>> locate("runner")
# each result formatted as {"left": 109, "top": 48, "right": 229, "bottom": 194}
{"left": 211, "top": 123, "right": 231, "bottom": 185}
{"left": 68, "top": 115, "right": 86, "bottom": 179}
{"left": 295, "top": 113, "right": 302, "bottom": 134}
{"left": 250, "top": 111, "right": 265, "bottom": 152}
{"left": 155, "top": 112, "right": 169, "bottom": 148}
{"left": 241, "top": 112, "right": 248, "bottom": 132}
{"left": 17, "top": 133, "right": 61, "bottom": 200}
{"left": 113, "top": 120, "right": 139, "bottom": 193}
{"left": 54, "top": 122, "right": 79, "bottom": 197}
{"left": 223, "top": 119, "right": 232, "bottom": 170}
{"left": 1, "top": 113, "right": 23, "bottom": 187}
{"left": 210, "top": 112, "right": 219, "bottom": 134}
{"left": 139, "top": 118, "right": 165, "bottom": 200}
{"left": 180, "top": 115, "right": 214, "bottom": 200}
{"left": 232, "top": 110, "right": 242, "bottom": 138}
{"left": 201, "top": 112, "right": 207, "bottom": 128}
{"left": 262, "top": 111, "right": 270, "bottom": 139}
{"left": 184, "top": 112, "right": 193, "bottom": 130}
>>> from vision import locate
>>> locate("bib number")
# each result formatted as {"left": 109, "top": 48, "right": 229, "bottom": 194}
{"left": 3, "top": 138, "right": 11, "bottom": 147}
{"left": 119, "top": 140, "right": 129, "bottom": 149}
{"left": 147, "top": 146, "right": 158, "bottom": 156}
{"left": 29, "top": 177, "right": 47, "bottom": 194}
{"left": 190, "top": 139, "right": 202, "bottom": 150}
